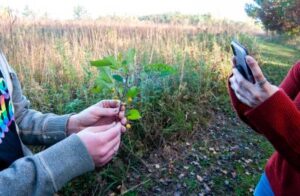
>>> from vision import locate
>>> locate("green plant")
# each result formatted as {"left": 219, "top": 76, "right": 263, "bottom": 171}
{"left": 90, "top": 49, "right": 176, "bottom": 127}
{"left": 90, "top": 49, "right": 142, "bottom": 125}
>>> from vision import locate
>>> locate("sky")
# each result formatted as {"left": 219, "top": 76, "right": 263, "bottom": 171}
{"left": 0, "top": 0, "right": 253, "bottom": 21}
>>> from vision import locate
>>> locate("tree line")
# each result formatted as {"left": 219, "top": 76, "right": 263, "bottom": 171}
{"left": 246, "top": 0, "right": 300, "bottom": 35}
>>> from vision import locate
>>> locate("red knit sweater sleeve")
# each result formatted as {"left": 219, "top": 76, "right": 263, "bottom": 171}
{"left": 279, "top": 61, "right": 300, "bottom": 100}
{"left": 228, "top": 62, "right": 300, "bottom": 169}
{"left": 245, "top": 62, "right": 300, "bottom": 169}
{"left": 246, "top": 90, "right": 300, "bottom": 169}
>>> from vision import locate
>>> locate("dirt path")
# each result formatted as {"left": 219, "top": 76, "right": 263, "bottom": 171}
{"left": 120, "top": 112, "right": 273, "bottom": 196}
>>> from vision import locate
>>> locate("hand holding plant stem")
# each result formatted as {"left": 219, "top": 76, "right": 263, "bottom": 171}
{"left": 90, "top": 49, "right": 142, "bottom": 129}
{"left": 90, "top": 49, "right": 177, "bottom": 130}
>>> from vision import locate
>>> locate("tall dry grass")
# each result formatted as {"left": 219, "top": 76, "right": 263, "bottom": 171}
{"left": 0, "top": 18, "right": 262, "bottom": 111}
{"left": 0, "top": 18, "right": 261, "bottom": 81}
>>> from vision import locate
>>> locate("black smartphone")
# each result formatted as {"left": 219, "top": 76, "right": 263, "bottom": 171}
{"left": 231, "top": 40, "right": 255, "bottom": 83}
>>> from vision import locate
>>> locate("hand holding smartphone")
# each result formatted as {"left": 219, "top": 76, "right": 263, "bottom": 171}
{"left": 231, "top": 40, "right": 255, "bottom": 83}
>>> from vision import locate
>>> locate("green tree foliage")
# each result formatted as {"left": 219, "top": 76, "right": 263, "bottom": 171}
{"left": 138, "top": 12, "right": 212, "bottom": 25}
{"left": 22, "top": 5, "right": 36, "bottom": 19}
{"left": 245, "top": 0, "right": 300, "bottom": 34}
{"left": 73, "top": 5, "right": 89, "bottom": 20}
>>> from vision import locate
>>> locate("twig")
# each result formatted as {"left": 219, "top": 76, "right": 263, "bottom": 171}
{"left": 121, "top": 178, "right": 151, "bottom": 195}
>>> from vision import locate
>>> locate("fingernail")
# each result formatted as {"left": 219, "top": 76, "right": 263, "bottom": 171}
{"left": 246, "top": 56, "right": 252, "bottom": 63}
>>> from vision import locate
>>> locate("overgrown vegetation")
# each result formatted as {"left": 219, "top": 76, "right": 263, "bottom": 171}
{"left": 1, "top": 14, "right": 299, "bottom": 195}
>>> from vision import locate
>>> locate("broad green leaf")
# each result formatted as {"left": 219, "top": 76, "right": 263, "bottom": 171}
{"left": 91, "top": 56, "right": 119, "bottom": 69}
{"left": 112, "top": 74, "right": 124, "bottom": 83}
{"left": 90, "top": 56, "right": 114, "bottom": 67}
{"left": 126, "top": 86, "right": 139, "bottom": 98}
{"left": 99, "top": 67, "right": 112, "bottom": 83}
{"left": 127, "top": 109, "right": 141, "bottom": 120}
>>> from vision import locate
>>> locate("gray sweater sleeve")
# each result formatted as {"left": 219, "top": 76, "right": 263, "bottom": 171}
{"left": 0, "top": 134, "right": 95, "bottom": 196}
{"left": 10, "top": 71, "right": 70, "bottom": 145}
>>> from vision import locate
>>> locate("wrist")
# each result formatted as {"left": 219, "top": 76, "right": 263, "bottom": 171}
{"left": 67, "top": 114, "right": 80, "bottom": 135}
{"left": 266, "top": 84, "right": 279, "bottom": 98}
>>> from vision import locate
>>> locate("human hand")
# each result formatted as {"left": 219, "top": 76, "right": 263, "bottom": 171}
{"left": 77, "top": 122, "right": 122, "bottom": 167}
{"left": 67, "top": 100, "right": 127, "bottom": 135}
{"left": 229, "top": 56, "right": 279, "bottom": 108}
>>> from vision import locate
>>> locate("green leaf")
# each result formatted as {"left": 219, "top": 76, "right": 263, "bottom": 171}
{"left": 126, "top": 86, "right": 139, "bottom": 98}
{"left": 91, "top": 86, "right": 101, "bottom": 94}
{"left": 122, "top": 60, "right": 128, "bottom": 66}
{"left": 127, "top": 109, "right": 141, "bottom": 120}
{"left": 145, "top": 63, "right": 177, "bottom": 77}
{"left": 112, "top": 74, "right": 124, "bottom": 83}
{"left": 117, "top": 53, "right": 123, "bottom": 61}
{"left": 91, "top": 56, "right": 119, "bottom": 69}
{"left": 91, "top": 79, "right": 112, "bottom": 94}
{"left": 90, "top": 56, "right": 114, "bottom": 67}
{"left": 99, "top": 67, "right": 112, "bottom": 83}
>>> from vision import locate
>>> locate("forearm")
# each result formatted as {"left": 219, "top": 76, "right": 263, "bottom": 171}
{"left": 16, "top": 107, "right": 71, "bottom": 145}
{"left": 0, "top": 135, "right": 94, "bottom": 195}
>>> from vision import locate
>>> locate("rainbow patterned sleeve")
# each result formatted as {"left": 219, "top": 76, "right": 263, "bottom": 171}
{"left": 0, "top": 78, "right": 15, "bottom": 143}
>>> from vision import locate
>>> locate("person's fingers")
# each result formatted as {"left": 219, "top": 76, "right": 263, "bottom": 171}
{"left": 121, "top": 117, "right": 127, "bottom": 126}
{"left": 101, "top": 131, "right": 121, "bottom": 158}
{"left": 121, "top": 125, "right": 126, "bottom": 133}
{"left": 229, "top": 75, "right": 235, "bottom": 86}
{"left": 121, "top": 105, "right": 126, "bottom": 111}
{"left": 87, "top": 122, "right": 117, "bottom": 133}
{"left": 232, "top": 56, "right": 237, "bottom": 67}
{"left": 100, "top": 151, "right": 115, "bottom": 166}
{"left": 98, "top": 100, "right": 121, "bottom": 108}
{"left": 94, "top": 117, "right": 117, "bottom": 126}
{"left": 95, "top": 107, "right": 120, "bottom": 117}
{"left": 230, "top": 77, "right": 238, "bottom": 92}
{"left": 119, "top": 111, "right": 125, "bottom": 119}
{"left": 98, "top": 122, "right": 122, "bottom": 142}
{"left": 246, "top": 56, "right": 265, "bottom": 83}
{"left": 233, "top": 68, "right": 253, "bottom": 90}
{"left": 235, "top": 91, "right": 253, "bottom": 107}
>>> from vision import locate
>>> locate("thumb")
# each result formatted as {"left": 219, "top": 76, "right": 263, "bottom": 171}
{"left": 246, "top": 56, "right": 265, "bottom": 83}
{"left": 231, "top": 56, "right": 237, "bottom": 68}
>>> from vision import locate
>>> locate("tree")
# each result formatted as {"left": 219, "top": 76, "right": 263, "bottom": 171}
{"left": 22, "top": 5, "right": 36, "bottom": 19}
{"left": 73, "top": 5, "right": 89, "bottom": 20}
{"left": 245, "top": 0, "right": 300, "bottom": 35}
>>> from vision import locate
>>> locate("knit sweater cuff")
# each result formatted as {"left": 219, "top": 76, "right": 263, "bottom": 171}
{"left": 42, "top": 114, "right": 71, "bottom": 144}
{"left": 245, "top": 89, "right": 300, "bottom": 153}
